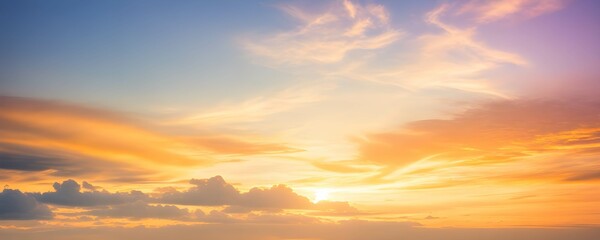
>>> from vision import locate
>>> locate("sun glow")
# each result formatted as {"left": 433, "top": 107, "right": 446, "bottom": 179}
{"left": 313, "top": 189, "right": 330, "bottom": 203}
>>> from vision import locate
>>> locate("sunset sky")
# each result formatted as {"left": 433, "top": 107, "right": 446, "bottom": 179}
{"left": 1, "top": 0, "right": 600, "bottom": 239}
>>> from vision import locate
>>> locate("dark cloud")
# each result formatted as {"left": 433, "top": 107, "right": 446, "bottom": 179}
{"left": 0, "top": 144, "right": 153, "bottom": 181}
{"left": 565, "top": 171, "right": 600, "bottom": 181}
{"left": 36, "top": 179, "right": 147, "bottom": 207}
{"left": 0, "top": 152, "right": 67, "bottom": 172}
{"left": 0, "top": 189, "right": 52, "bottom": 220}
{"left": 85, "top": 201, "right": 189, "bottom": 219}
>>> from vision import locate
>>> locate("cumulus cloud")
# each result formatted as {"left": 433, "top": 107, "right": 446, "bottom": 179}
{"left": 156, "top": 176, "right": 354, "bottom": 212}
{"left": 0, "top": 189, "right": 52, "bottom": 220}
{"left": 1, "top": 177, "right": 358, "bottom": 223}
{"left": 157, "top": 176, "right": 312, "bottom": 209}
{"left": 81, "top": 181, "right": 100, "bottom": 191}
{"left": 157, "top": 176, "right": 240, "bottom": 206}
{"left": 239, "top": 184, "right": 313, "bottom": 209}
{"left": 36, "top": 179, "right": 147, "bottom": 207}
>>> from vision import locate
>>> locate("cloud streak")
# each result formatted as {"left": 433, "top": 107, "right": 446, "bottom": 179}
{"left": 0, "top": 96, "right": 299, "bottom": 182}
{"left": 458, "top": 0, "right": 567, "bottom": 23}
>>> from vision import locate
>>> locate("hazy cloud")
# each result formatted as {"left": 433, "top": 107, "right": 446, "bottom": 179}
{"left": 242, "top": 0, "right": 401, "bottom": 65}
{"left": 2, "top": 220, "right": 596, "bottom": 240}
{"left": 195, "top": 210, "right": 239, "bottom": 223}
{"left": 173, "top": 84, "right": 332, "bottom": 127}
{"left": 85, "top": 201, "right": 189, "bottom": 220}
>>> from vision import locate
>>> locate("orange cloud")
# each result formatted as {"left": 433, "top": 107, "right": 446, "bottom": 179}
{"left": 0, "top": 96, "right": 298, "bottom": 182}
{"left": 355, "top": 99, "right": 600, "bottom": 177}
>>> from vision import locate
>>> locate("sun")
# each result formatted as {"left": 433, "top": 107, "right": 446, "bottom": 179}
{"left": 313, "top": 189, "right": 330, "bottom": 203}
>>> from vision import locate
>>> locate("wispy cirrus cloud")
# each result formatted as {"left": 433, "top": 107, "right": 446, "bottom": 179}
{"left": 242, "top": 0, "right": 402, "bottom": 65}
{"left": 331, "top": 3, "right": 530, "bottom": 98}
{"left": 458, "top": 0, "right": 568, "bottom": 23}
{"left": 173, "top": 84, "right": 331, "bottom": 126}
{"left": 241, "top": 0, "right": 552, "bottom": 98}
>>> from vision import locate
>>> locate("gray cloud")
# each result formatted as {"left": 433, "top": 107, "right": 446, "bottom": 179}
{"left": 81, "top": 181, "right": 100, "bottom": 191}
{"left": 0, "top": 144, "right": 152, "bottom": 181}
{"left": 157, "top": 176, "right": 315, "bottom": 210}
{"left": 36, "top": 179, "right": 147, "bottom": 207}
{"left": 1, "top": 177, "right": 358, "bottom": 223}
{"left": 0, "top": 152, "right": 68, "bottom": 172}
{"left": 0, "top": 189, "right": 52, "bottom": 220}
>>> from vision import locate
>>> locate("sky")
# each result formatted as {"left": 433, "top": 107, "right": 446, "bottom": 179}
{"left": 1, "top": 0, "right": 600, "bottom": 239}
